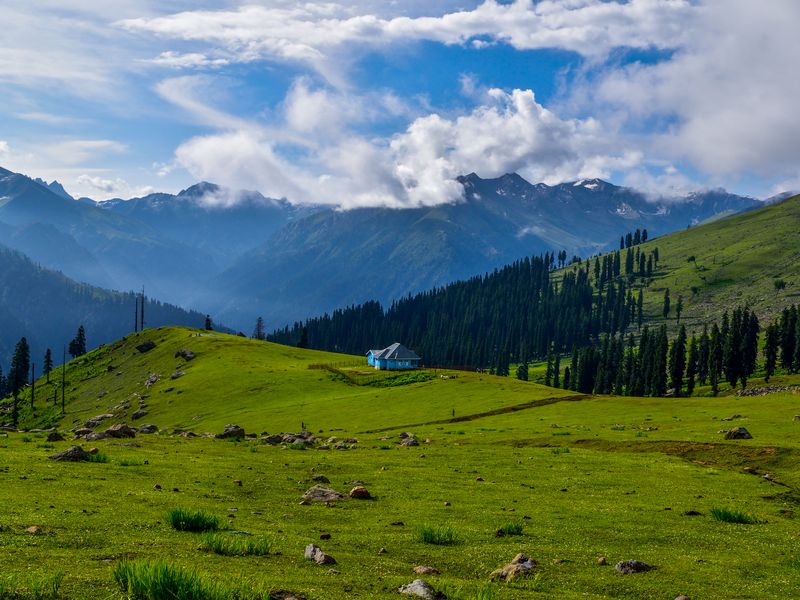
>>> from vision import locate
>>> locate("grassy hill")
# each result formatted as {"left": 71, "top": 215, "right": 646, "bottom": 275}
{"left": 3, "top": 328, "right": 800, "bottom": 599}
{"left": 622, "top": 194, "right": 800, "bottom": 334}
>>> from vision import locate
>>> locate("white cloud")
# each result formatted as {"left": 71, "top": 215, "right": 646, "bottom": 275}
{"left": 76, "top": 174, "right": 154, "bottom": 198}
{"left": 150, "top": 51, "right": 230, "bottom": 68}
{"left": 47, "top": 140, "right": 127, "bottom": 166}
{"left": 118, "top": 1, "right": 694, "bottom": 86}
{"left": 593, "top": 0, "right": 800, "bottom": 181}
{"left": 0, "top": 140, "right": 10, "bottom": 158}
{"left": 165, "top": 80, "right": 637, "bottom": 208}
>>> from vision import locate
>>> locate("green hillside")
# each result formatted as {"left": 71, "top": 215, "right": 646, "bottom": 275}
{"left": 3, "top": 328, "right": 800, "bottom": 599}
{"left": 630, "top": 194, "right": 800, "bottom": 333}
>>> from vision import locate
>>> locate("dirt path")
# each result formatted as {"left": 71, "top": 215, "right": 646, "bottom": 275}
{"left": 358, "top": 393, "right": 590, "bottom": 434}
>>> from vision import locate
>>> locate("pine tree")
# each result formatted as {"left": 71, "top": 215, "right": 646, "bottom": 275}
{"left": 68, "top": 325, "right": 87, "bottom": 359}
{"left": 297, "top": 327, "right": 309, "bottom": 349}
{"left": 662, "top": 289, "right": 671, "bottom": 320}
{"left": 9, "top": 337, "right": 31, "bottom": 428}
{"left": 675, "top": 295, "right": 683, "bottom": 324}
{"left": 709, "top": 323, "right": 722, "bottom": 396}
{"left": 686, "top": 336, "right": 698, "bottom": 395}
{"left": 43, "top": 348, "right": 53, "bottom": 383}
{"left": 252, "top": 317, "right": 266, "bottom": 340}
{"left": 668, "top": 326, "right": 686, "bottom": 396}
{"left": 516, "top": 362, "right": 529, "bottom": 381}
{"left": 764, "top": 323, "right": 779, "bottom": 382}
{"left": 697, "top": 325, "right": 710, "bottom": 385}
{"left": 204, "top": 315, "right": 213, "bottom": 331}
{"left": 544, "top": 352, "right": 553, "bottom": 386}
{"left": 553, "top": 353, "right": 561, "bottom": 388}
{"left": 562, "top": 366, "right": 571, "bottom": 390}
{"left": 637, "top": 289, "right": 644, "bottom": 330}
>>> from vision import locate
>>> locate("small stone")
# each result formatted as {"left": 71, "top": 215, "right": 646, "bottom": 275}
{"left": 597, "top": 556, "right": 607, "bottom": 566}
{"left": 136, "top": 340, "right": 156, "bottom": 353}
{"left": 398, "top": 579, "right": 436, "bottom": 599}
{"left": 106, "top": 423, "right": 137, "bottom": 438}
{"left": 25, "top": 526, "right": 44, "bottom": 535}
{"left": 234, "top": 480, "right": 242, "bottom": 486}
{"left": 138, "top": 424, "right": 158, "bottom": 434}
{"left": 171, "top": 371, "right": 185, "bottom": 380}
{"left": 724, "top": 427, "right": 753, "bottom": 440}
{"left": 490, "top": 553, "right": 537, "bottom": 581}
{"left": 443, "top": 501, "right": 451, "bottom": 507}
{"left": 49, "top": 446, "right": 90, "bottom": 462}
{"left": 302, "top": 485, "right": 344, "bottom": 503}
{"left": 174, "top": 349, "right": 195, "bottom": 361}
{"left": 475, "top": 477, "right": 484, "bottom": 482}
{"left": 349, "top": 486, "right": 371, "bottom": 499}
{"left": 401, "top": 437, "right": 419, "bottom": 447}
{"left": 312, "top": 475, "right": 330, "bottom": 483}
{"left": 615, "top": 559, "right": 653, "bottom": 574}
{"left": 153, "top": 484, "right": 162, "bottom": 490}
{"left": 413, "top": 566, "right": 440, "bottom": 575}
{"left": 320, "top": 533, "right": 331, "bottom": 540}
{"left": 216, "top": 424, "right": 245, "bottom": 439}
{"left": 132, "top": 410, "right": 148, "bottom": 420}
{"left": 378, "top": 547, "right": 387, "bottom": 554}
{"left": 675, "top": 596, "right": 691, "bottom": 600}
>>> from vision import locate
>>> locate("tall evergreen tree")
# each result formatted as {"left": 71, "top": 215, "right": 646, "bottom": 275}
{"left": 637, "top": 289, "right": 644, "bottom": 331}
{"left": 662, "top": 289, "right": 671, "bottom": 320}
{"left": 686, "top": 336, "right": 698, "bottom": 396}
{"left": 675, "top": 295, "right": 683, "bottom": 324}
{"left": 553, "top": 353, "right": 561, "bottom": 389}
{"left": 709, "top": 323, "right": 722, "bottom": 396}
{"left": 9, "top": 337, "right": 30, "bottom": 428}
{"left": 204, "top": 315, "right": 213, "bottom": 331}
{"left": 516, "top": 362, "right": 529, "bottom": 382}
{"left": 68, "top": 325, "right": 87, "bottom": 358}
{"left": 764, "top": 323, "right": 779, "bottom": 382}
{"left": 669, "top": 326, "right": 687, "bottom": 396}
{"left": 43, "top": 348, "right": 53, "bottom": 383}
{"left": 697, "top": 325, "right": 710, "bottom": 385}
{"left": 252, "top": 317, "right": 266, "bottom": 340}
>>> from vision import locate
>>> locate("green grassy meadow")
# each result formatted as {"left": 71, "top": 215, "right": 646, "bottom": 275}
{"left": 2, "top": 328, "right": 800, "bottom": 598}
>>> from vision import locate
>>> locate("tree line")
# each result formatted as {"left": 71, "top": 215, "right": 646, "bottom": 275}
{"left": 268, "top": 249, "right": 659, "bottom": 371}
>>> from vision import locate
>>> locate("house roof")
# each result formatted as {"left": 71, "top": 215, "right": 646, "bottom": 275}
{"left": 367, "top": 342, "right": 421, "bottom": 360}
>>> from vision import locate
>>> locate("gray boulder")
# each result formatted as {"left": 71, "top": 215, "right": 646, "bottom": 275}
{"left": 724, "top": 427, "right": 753, "bottom": 440}
{"left": 304, "top": 543, "right": 336, "bottom": 565}
{"left": 132, "top": 409, "right": 148, "bottom": 420}
{"left": 49, "top": 446, "right": 90, "bottom": 462}
{"left": 216, "top": 424, "right": 245, "bottom": 439}
{"left": 106, "top": 423, "right": 137, "bottom": 438}
{"left": 398, "top": 579, "right": 437, "bottom": 599}
{"left": 138, "top": 424, "right": 159, "bottom": 434}
{"left": 136, "top": 340, "right": 156, "bottom": 353}
{"left": 490, "top": 553, "right": 537, "bottom": 581}
{"left": 302, "top": 485, "right": 344, "bottom": 503}
{"left": 85, "top": 414, "right": 114, "bottom": 428}
{"left": 174, "top": 349, "right": 195, "bottom": 361}
{"left": 615, "top": 559, "right": 653, "bottom": 574}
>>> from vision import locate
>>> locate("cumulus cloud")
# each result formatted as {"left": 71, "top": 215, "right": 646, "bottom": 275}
{"left": 0, "top": 140, "right": 10, "bottom": 158}
{"left": 593, "top": 0, "right": 800, "bottom": 180}
{"left": 165, "top": 80, "right": 638, "bottom": 208}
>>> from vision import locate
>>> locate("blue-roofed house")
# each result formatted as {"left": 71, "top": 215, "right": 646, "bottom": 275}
{"left": 366, "top": 342, "right": 421, "bottom": 370}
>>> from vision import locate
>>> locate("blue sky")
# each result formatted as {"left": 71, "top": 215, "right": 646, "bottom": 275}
{"left": 1, "top": 1, "right": 799, "bottom": 206}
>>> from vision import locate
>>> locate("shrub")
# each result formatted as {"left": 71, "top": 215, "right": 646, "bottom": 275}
{"left": 117, "top": 459, "right": 143, "bottom": 467}
{"left": 166, "top": 508, "right": 219, "bottom": 532}
{"left": 86, "top": 452, "right": 109, "bottom": 463}
{"left": 495, "top": 522, "right": 524, "bottom": 537}
{"left": 201, "top": 533, "right": 274, "bottom": 557}
{"left": 416, "top": 524, "right": 460, "bottom": 546}
{"left": 774, "top": 279, "right": 787, "bottom": 290}
{"left": 710, "top": 507, "right": 758, "bottom": 524}
{"left": 113, "top": 560, "right": 211, "bottom": 600}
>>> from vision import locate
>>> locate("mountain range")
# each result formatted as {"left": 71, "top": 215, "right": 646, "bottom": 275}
{"left": 0, "top": 165, "right": 761, "bottom": 336}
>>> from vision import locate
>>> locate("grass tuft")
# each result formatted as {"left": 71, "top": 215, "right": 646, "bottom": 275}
{"left": 416, "top": 524, "right": 460, "bottom": 546}
{"left": 710, "top": 507, "right": 758, "bottom": 524}
{"left": 166, "top": 508, "right": 219, "bottom": 532}
{"left": 0, "top": 572, "right": 63, "bottom": 600}
{"left": 201, "top": 533, "right": 274, "bottom": 557}
{"left": 495, "top": 522, "right": 524, "bottom": 536}
{"left": 85, "top": 452, "right": 109, "bottom": 463}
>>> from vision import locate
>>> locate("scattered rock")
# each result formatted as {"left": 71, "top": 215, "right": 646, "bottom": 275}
{"left": 398, "top": 579, "right": 438, "bottom": 600}
{"left": 675, "top": 596, "right": 691, "bottom": 600}
{"left": 174, "top": 349, "right": 195, "bottom": 361}
{"left": 216, "top": 424, "right": 245, "bottom": 439}
{"left": 724, "top": 427, "right": 753, "bottom": 440}
{"left": 722, "top": 414, "right": 742, "bottom": 421}
{"left": 401, "top": 437, "right": 420, "bottom": 447}
{"left": 615, "top": 559, "right": 653, "bottom": 575}
{"left": 171, "top": 371, "right": 185, "bottom": 380}
{"left": 87, "top": 447, "right": 99, "bottom": 454}
{"left": 304, "top": 543, "right": 336, "bottom": 565}
{"left": 25, "top": 526, "right": 44, "bottom": 535}
{"left": 312, "top": 475, "right": 330, "bottom": 484}
{"left": 262, "top": 434, "right": 284, "bottom": 445}
{"left": 349, "top": 486, "right": 371, "bottom": 499}
{"left": 132, "top": 409, "right": 148, "bottom": 420}
{"left": 138, "top": 424, "right": 158, "bottom": 434}
{"left": 683, "top": 510, "right": 702, "bottom": 517}
{"left": 85, "top": 414, "right": 114, "bottom": 428}
{"left": 320, "top": 533, "right": 331, "bottom": 540}
{"left": 46, "top": 432, "right": 65, "bottom": 442}
{"left": 443, "top": 501, "right": 451, "bottom": 507}
{"left": 49, "top": 446, "right": 90, "bottom": 462}
{"left": 106, "top": 423, "right": 136, "bottom": 438}
{"left": 378, "top": 547, "right": 387, "bottom": 554}
{"left": 85, "top": 431, "right": 111, "bottom": 441}
{"left": 413, "top": 566, "right": 440, "bottom": 575}
{"left": 302, "top": 485, "right": 344, "bottom": 503}
{"left": 490, "top": 553, "right": 537, "bottom": 581}
{"left": 153, "top": 484, "right": 162, "bottom": 490}
{"left": 73, "top": 428, "right": 93, "bottom": 438}
{"left": 794, "top": 415, "right": 800, "bottom": 422}
{"left": 597, "top": 556, "right": 607, "bottom": 566}
{"left": 234, "top": 480, "right": 242, "bottom": 486}
{"left": 737, "top": 385, "right": 800, "bottom": 397}
{"left": 553, "top": 559, "right": 566, "bottom": 565}
{"left": 136, "top": 340, "right": 157, "bottom": 353}
{"left": 144, "top": 373, "right": 160, "bottom": 388}
{"left": 398, "top": 432, "right": 411, "bottom": 439}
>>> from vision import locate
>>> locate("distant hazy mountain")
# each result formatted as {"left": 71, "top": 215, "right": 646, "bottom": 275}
{"left": 0, "top": 165, "right": 760, "bottom": 332}
{"left": 0, "top": 166, "right": 213, "bottom": 303}
{"left": 97, "top": 182, "right": 311, "bottom": 268}
{"left": 209, "top": 173, "right": 759, "bottom": 328}
{"left": 0, "top": 242, "right": 209, "bottom": 366}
